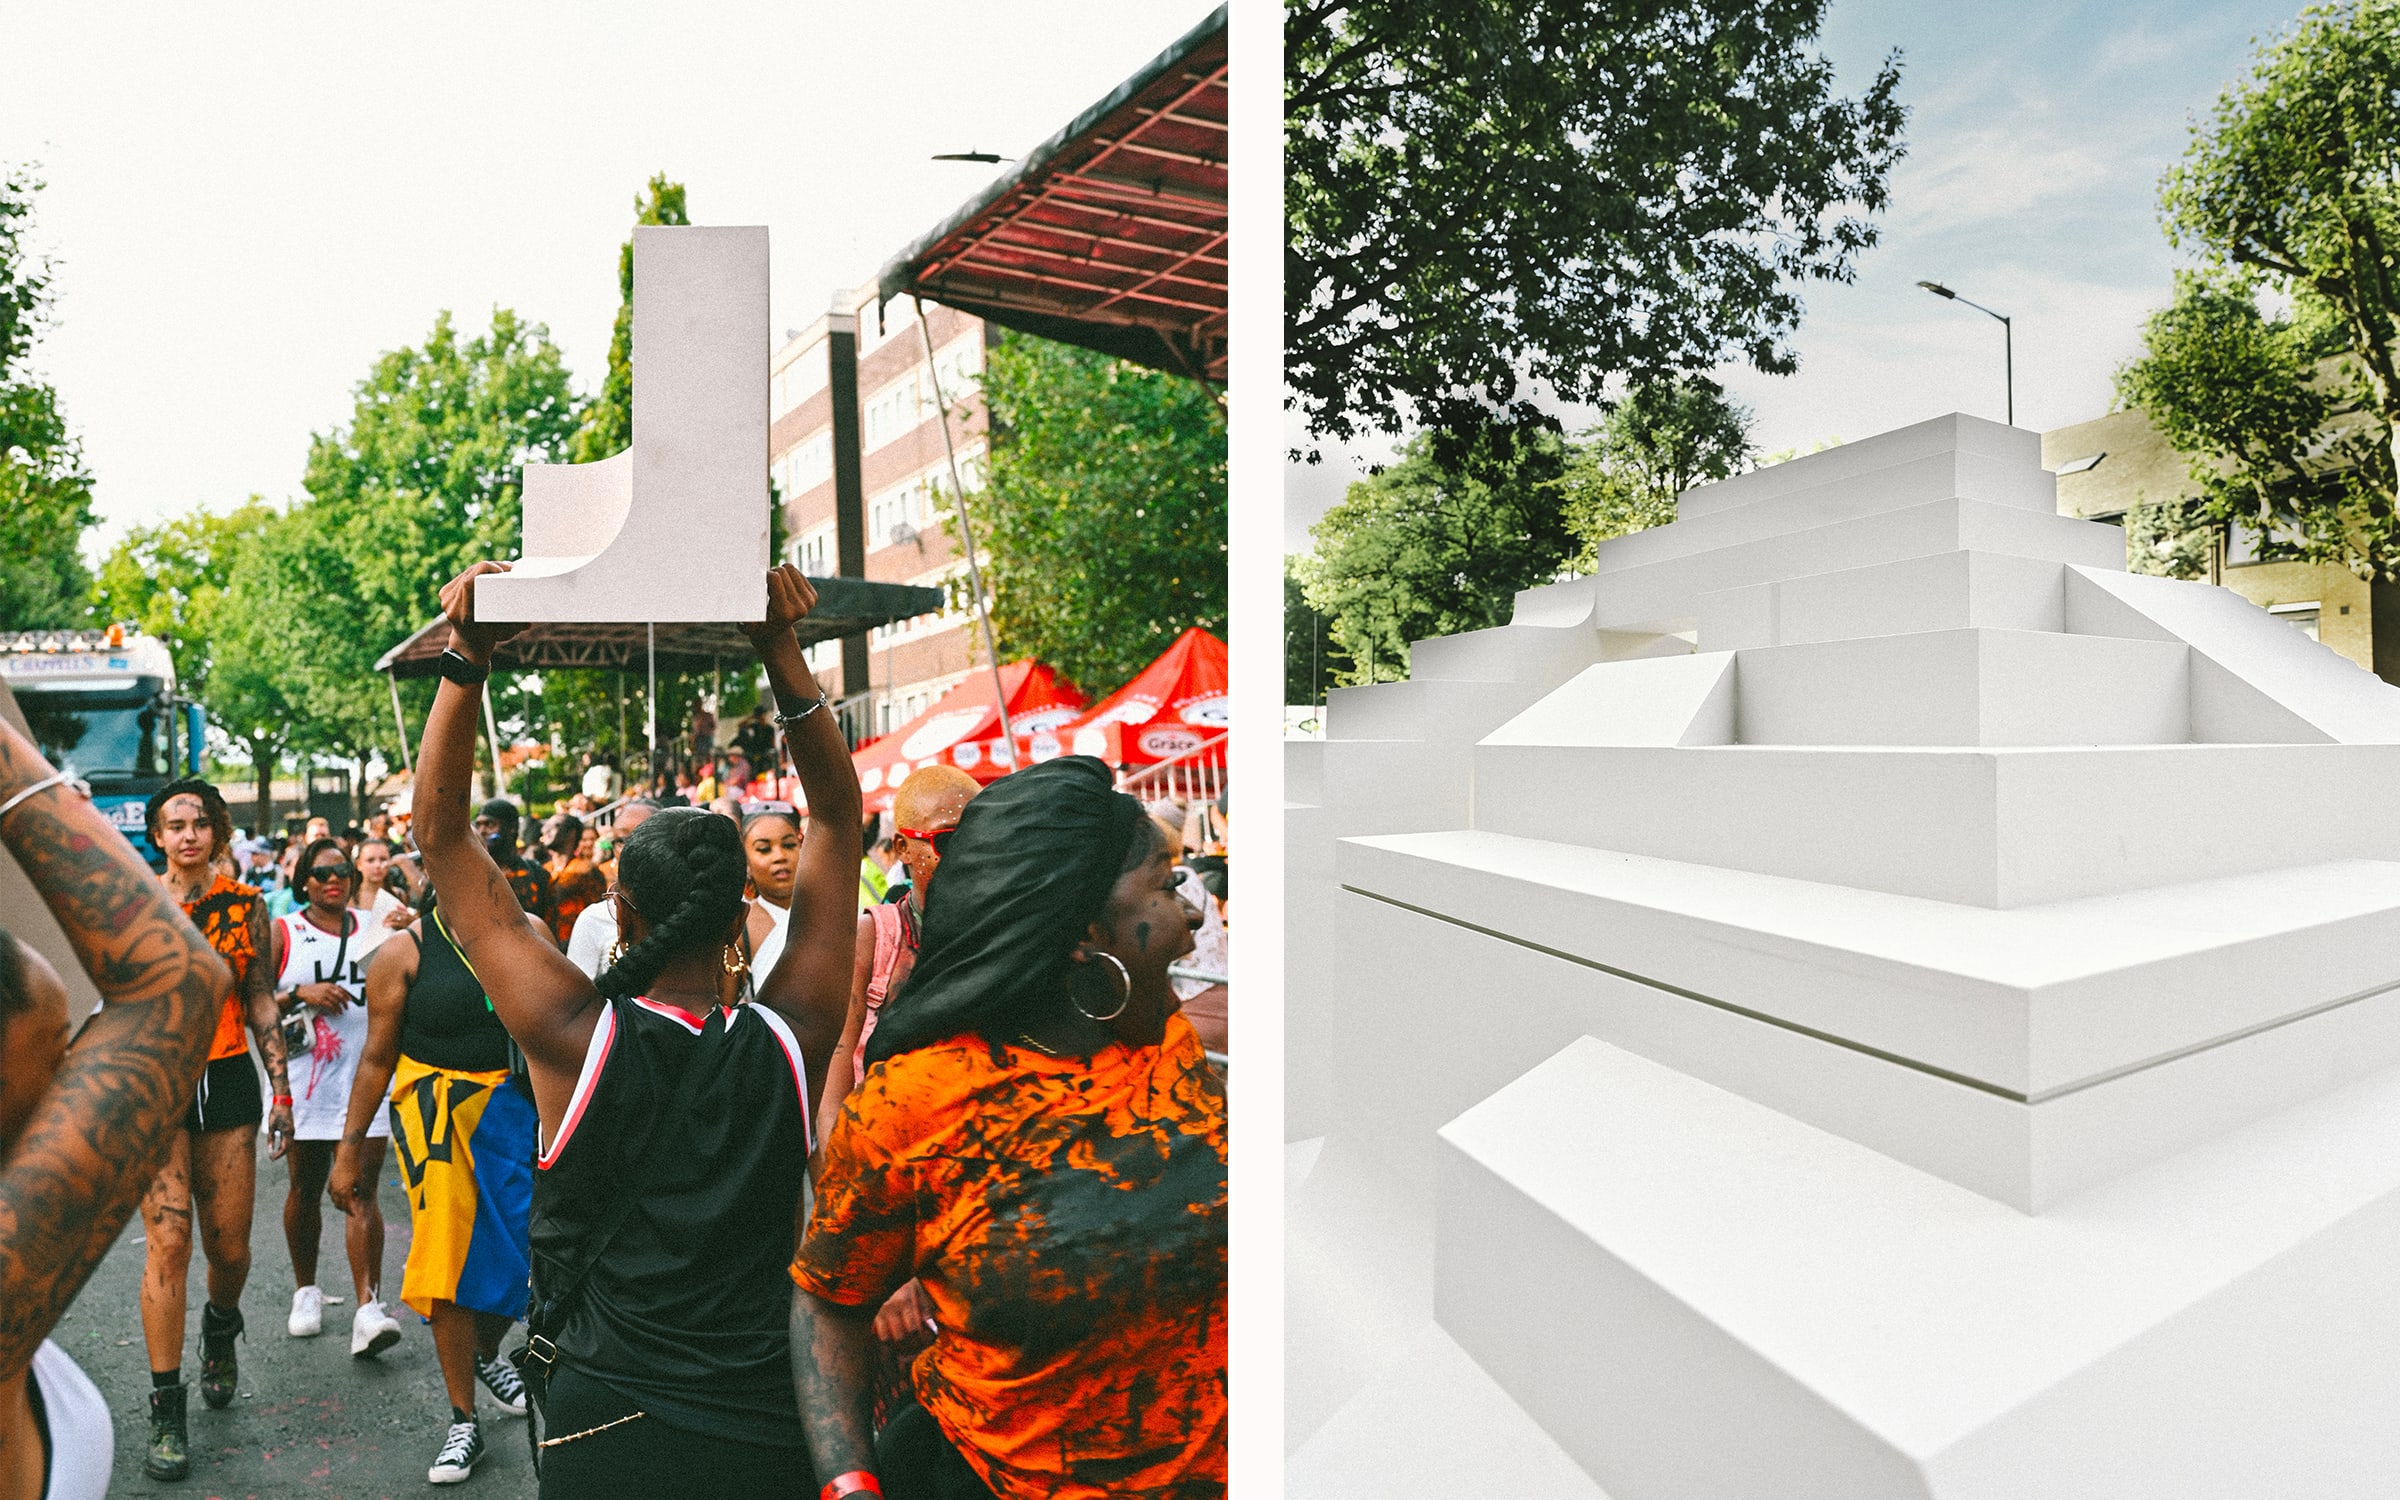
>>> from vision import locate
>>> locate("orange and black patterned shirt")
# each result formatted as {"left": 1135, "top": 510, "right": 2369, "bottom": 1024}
{"left": 791, "top": 1012, "right": 1228, "bottom": 1500}
{"left": 545, "top": 857, "right": 606, "bottom": 947}
{"left": 182, "top": 873, "right": 260, "bottom": 1062}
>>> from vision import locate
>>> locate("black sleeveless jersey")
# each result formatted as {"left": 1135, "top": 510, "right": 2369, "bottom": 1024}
{"left": 529, "top": 995, "right": 814, "bottom": 1444}
{"left": 402, "top": 912, "right": 512, "bottom": 1074}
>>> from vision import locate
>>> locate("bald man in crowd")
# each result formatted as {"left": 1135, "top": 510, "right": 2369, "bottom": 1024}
{"left": 817, "top": 765, "right": 981, "bottom": 1131}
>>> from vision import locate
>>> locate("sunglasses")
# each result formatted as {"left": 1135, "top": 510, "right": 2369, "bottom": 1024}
{"left": 896, "top": 825, "right": 956, "bottom": 856}
{"left": 305, "top": 863, "right": 357, "bottom": 882}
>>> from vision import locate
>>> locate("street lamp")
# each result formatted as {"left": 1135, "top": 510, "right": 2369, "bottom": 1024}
{"left": 1917, "top": 280, "right": 2013, "bottom": 428}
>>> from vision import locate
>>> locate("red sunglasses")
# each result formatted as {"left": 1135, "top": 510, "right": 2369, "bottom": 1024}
{"left": 896, "top": 825, "right": 957, "bottom": 856}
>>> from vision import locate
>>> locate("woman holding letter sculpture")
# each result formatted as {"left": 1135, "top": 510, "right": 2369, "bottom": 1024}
{"left": 412, "top": 561, "right": 859, "bottom": 1497}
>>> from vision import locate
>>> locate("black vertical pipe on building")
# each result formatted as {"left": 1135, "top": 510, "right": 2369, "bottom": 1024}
{"left": 828, "top": 304, "right": 870, "bottom": 701}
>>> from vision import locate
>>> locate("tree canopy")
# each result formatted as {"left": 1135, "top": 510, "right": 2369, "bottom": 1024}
{"left": 2130, "top": 0, "right": 2400, "bottom": 577}
{"left": 1561, "top": 377, "right": 1753, "bottom": 568}
{"left": 1285, "top": 0, "right": 1905, "bottom": 451}
{"left": 1294, "top": 424, "right": 1571, "bottom": 683}
{"left": 0, "top": 167, "right": 97, "bottom": 628}
{"left": 971, "top": 331, "right": 1226, "bottom": 695}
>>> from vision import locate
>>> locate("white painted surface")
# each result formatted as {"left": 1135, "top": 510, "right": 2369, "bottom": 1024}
{"left": 479, "top": 224, "right": 769, "bottom": 623}
{"left": 1289, "top": 413, "right": 2400, "bottom": 1493}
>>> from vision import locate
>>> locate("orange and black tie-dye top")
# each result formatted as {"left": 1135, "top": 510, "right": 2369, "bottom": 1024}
{"left": 791, "top": 1012, "right": 1228, "bottom": 1500}
{"left": 183, "top": 873, "right": 260, "bottom": 1062}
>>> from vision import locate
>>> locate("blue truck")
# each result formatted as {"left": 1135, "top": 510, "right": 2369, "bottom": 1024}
{"left": 0, "top": 626, "right": 205, "bottom": 868}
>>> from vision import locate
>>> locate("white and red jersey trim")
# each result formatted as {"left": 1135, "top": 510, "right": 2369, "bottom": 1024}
{"left": 537, "top": 1002, "right": 618, "bottom": 1170}
{"left": 741, "top": 1005, "right": 814, "bottom": 1153}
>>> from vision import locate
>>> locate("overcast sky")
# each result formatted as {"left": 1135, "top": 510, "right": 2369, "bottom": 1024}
{"left": 2, "top": 0, "right": 1217, "bottom": 549}
{"left": 1285, "top": 0, "right": 2309, "bottom": 549}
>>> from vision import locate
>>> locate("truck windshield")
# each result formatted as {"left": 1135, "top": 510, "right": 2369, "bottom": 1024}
{"left": 17, "top": 684, "right": 163, "bottom": 783}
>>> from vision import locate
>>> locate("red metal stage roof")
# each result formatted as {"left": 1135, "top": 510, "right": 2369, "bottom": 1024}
{"left": 875, "top": 5, "right": 1227, "bottom": 383}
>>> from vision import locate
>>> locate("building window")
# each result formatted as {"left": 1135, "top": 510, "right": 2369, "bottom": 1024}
{"left": 870, "top": 480, "right": 929, "bottom": 549}
{"left": 863, "top": 375, "right": 924, "bottom": 452}
{"left": 790, "top": 524, "right": 834, "bottom": 576}
{"left": 2268, "top": 601, "right": 2322, "bottom": 642}
{"left": 782, "top": 434, "right": 832, "bottom": 495}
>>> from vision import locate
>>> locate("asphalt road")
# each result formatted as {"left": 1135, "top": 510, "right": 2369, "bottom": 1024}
{"left": 63, "top": 1139, "right": 536, "bottom": 1498}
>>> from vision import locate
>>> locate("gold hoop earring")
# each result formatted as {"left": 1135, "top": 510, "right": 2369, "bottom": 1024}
{"left": 603, "top": 938, "right": 628, "bottom": 969}
{"left": 1072, "top": 951, "right": 1132, "bottom": 1023}
{"left": 723, "top": 944, "right": 750, "bottom": 981}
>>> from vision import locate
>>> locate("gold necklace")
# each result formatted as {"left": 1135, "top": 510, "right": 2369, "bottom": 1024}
{"left": 1015, "top": 1032, "right": 1061, "bottom": 1057}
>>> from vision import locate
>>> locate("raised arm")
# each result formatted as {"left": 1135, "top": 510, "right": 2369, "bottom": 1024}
{"left": 0, "top": 717, "right": 225, "bottom": 1378}
{"left": 746, "top": 565, "right": 865, "bottom": 1104}
{"left": 812, "top": 919, "right": 875, "bottom": 1149}
{"left": 417, "top": 562, "right": 600, "bottom": 1128}
{"left": 330, "top": 933, "right": 412, "bottom": 1215}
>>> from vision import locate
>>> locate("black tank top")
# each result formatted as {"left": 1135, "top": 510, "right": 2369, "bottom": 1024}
{"left": 401, "top": 912, "right": 513, "bottom": 1073}
{"left": 529, "top": 995, "right": 813, "bottom": 1444}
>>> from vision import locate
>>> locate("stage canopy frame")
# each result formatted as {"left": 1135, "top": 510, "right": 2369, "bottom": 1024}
{"left": 874, "top": 4, "right": 1227, "bottom": 383}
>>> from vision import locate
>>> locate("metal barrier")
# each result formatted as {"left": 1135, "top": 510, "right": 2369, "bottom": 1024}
{"left": 1118, "top": 730, "right": 1229, "bottom": 804}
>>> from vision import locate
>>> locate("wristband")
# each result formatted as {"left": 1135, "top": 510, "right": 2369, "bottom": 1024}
{"left": 271, "top": 1095, "right": 294, "bottom": 1108}
{"left": 821, "top": 1473, "right": 881, "bottom": 1500}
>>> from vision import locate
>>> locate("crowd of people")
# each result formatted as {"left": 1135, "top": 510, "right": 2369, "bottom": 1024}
{"left": 0, "top": 562, "right": 1229, "bottom": 1499}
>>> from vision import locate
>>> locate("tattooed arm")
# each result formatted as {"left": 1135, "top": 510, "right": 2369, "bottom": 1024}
{"left": 0, "top": 719, "right": 225, "bottom": 1380}
{"left": 789, "top": 1289, "right": 879, "bottom": 1483}
{"left": 244, "top": 898, "right": 293, "bottom": 1159}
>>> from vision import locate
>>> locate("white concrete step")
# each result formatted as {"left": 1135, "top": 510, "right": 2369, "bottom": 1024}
{"left": 1734, "top": 629, "right": 2190, "bottom": 746}
{"left": 1338, "top": 832, "right": 2400, "bottom": 1207}
{"left": 1326, "top": 676, "right": 1550, "bottom": 746}
{"left": 1675, "top": 412, "right": 2040, "bottom": 522}
{"left": 2067, "top": 566, "right": 2400, "bottom": 743}
{"left": 1482, "top": 654, "right": 1737, "bottom": 748}
{"left": 1437, "top": 1037, "right": 2400, "bottom": 1499}
{"left": 1576, "top": 498, "right": 2126, "bottom": 636}
{"left": 1699, "top": 550, "right": 2068, "bottom": 651}
{"left": 1406, "top": 615, "right": 1609, "bottom": 687}
{"left": 1471, "top": 740, "right": 2400, "bottom": 907}
{"left": 1593, "top": 449, "right": 2059, "bottom": 576}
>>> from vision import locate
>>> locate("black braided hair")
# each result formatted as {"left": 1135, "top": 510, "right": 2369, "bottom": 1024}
{"left": 591, "top": 807, "right": 748, "bottom": 1001}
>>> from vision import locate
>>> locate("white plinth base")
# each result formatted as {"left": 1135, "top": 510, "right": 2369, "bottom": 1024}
{"left": 1439, "top": 1038, "right": 2400, "bottom": 1500}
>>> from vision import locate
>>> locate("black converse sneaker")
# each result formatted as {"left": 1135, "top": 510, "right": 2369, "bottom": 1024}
{"left": 428, "top": 1417, "right": 484, "bottom": 1485}
{"left": 476, "top": 1353, "right": 528, "bottom": 1416}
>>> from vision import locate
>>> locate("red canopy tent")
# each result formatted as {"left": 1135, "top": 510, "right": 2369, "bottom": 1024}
{"left": 1053, "top": 627, "right": 1229, "bottom": 768}
{"left": 831, "top": 661, "right": 1087, "bottom": 815}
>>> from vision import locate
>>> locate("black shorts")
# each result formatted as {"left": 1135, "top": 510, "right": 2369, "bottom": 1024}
{"left": 182, "top": 1054, "right": 262, "bottom": 1134}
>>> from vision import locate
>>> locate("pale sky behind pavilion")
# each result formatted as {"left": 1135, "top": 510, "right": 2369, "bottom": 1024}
{"left": 1284, "top": 0, "right": 2312, "bottom": 550}
{"left": 0, "top": 0, "right": 1217, "bottom": 550}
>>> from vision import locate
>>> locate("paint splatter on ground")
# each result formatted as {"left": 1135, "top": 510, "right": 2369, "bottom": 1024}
{"left": 68, "top": 1144, "right": 534, "bottom": 1496}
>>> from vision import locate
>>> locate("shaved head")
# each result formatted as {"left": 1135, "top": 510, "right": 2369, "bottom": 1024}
{"left": 893, "top": 765, "right": 981, "bottom": 832}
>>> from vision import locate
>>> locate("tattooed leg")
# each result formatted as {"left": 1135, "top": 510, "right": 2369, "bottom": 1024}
{"left": 191, "top": 1125, "right": 256, "bottom": 1312}
{"left": 139, "top": 1135, "right": 196, "bottom": 1372}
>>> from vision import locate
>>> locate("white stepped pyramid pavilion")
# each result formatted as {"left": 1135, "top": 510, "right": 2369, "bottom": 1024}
{"left": 1286, "top": 413, "right": 2400, "bottom": 1499}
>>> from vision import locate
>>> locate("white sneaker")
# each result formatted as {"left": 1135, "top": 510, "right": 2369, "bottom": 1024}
{"left": 351, "top": 1298, "right": 402, "bottom": 1359}
{"left": 287, "top": 1285, "right": 322, "bottom": 1338}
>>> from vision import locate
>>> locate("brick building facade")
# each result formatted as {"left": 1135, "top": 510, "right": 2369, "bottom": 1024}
{"left": 773, "top": 287, "right": 992, "bottom": 738}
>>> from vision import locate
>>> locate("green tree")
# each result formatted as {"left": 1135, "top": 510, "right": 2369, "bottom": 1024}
{"left": 1284, "top": 557, "right": 1352, "bottom": 709}
{"left": 2138, "top": 1, "right": 2400, "bottom": 575}
{"left": 570, "top": 174, "right": 688, "bottom": 464}
{"left": 1562, "top": 377, "right": 1753, "bottom": 567}
{"left": 91, "top": 498, "right": 277, "bottom": 687}
{"left": 0, "top": 166, "right": 96, "bottom": 627}
{"left": 971, "top": 331, "right": 1226, "bottom": 695}
{"left": 1295, "top": 425, "right": 1571, "bottom": 683}
{"left": 1285, "top": 0, "right": 1905, "bottom": 451}
{"left": 2116, "top": 269, "right": 2382, "bottom": 568}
